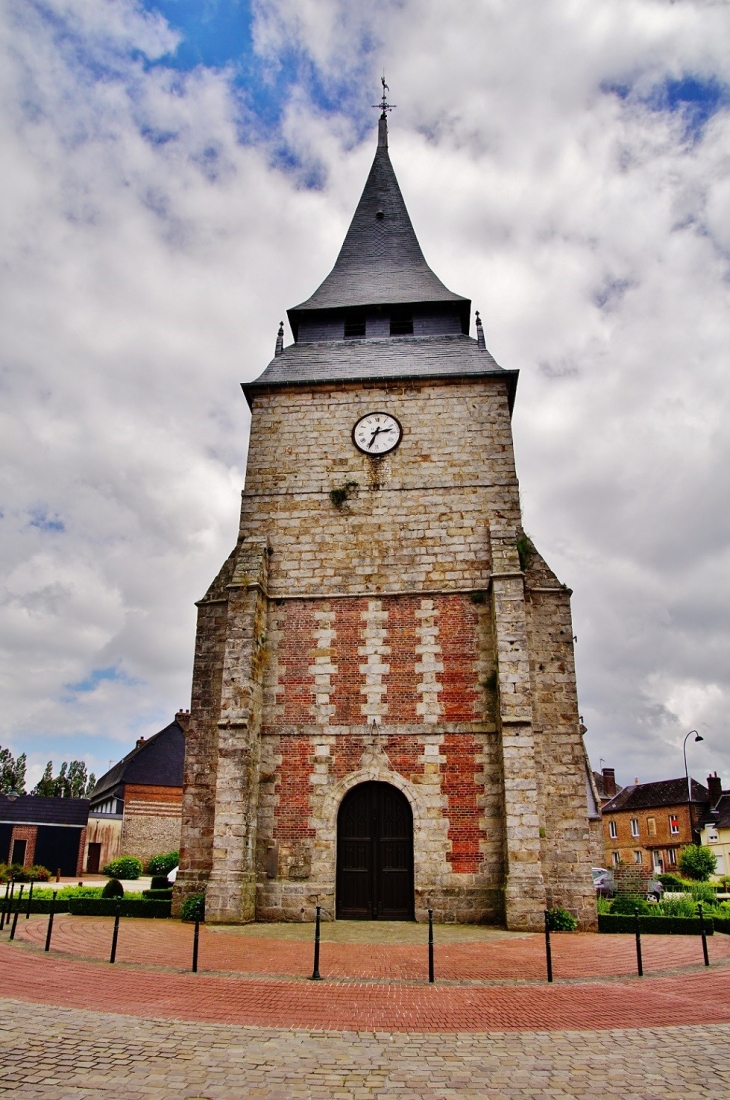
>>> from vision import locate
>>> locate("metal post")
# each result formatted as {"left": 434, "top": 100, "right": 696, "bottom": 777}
{"left": 109, "top": 898, "right": 121, "bottom": 964}
{"left": 428, "top": 908, "right": 435, "bottom": 983}
{"left": 0, "top": 879, "right": 10, "bottom": 930}
{"left": 2, "top": 879, "right": 16, "bottom": 932}
{"left": 310, "top": 905, "right": 322, "bottom": 980}
{"left": 634, "top": 906, "right": 643, "bottom": 977}
{"left": 698, "top": 903, "right": 710, "bottom": 967}
{"left": 192, "top": 916, "right": 200, "bottom": 973}
{"left": 10, "top": 885, "right": 24, "bottom": 940}
{"left": 26, "top": 879, "right": 34, "bottom": 919}
{"left": 544, "top": 910, "right": 553, "bottom": 983}
{"left": 45, "top": 892, "right": 55, "bottom": 951}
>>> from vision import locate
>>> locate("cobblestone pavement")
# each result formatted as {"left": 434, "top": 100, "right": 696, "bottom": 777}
{"left": 1, "top": 998, "right": 729, "bottom": 1099}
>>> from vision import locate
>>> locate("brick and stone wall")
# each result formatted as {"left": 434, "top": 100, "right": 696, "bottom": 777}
{"left": 175, "top": 375, "right": 597, "bottom": 930}
{"left": 120, "top": 784, "right": 182, "bottom": 867}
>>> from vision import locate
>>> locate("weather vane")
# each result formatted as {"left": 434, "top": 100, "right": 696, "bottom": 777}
{"left": 372, "top": 74, "right": 396, "bottom": 119}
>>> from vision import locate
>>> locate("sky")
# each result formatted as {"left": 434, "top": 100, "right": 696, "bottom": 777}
{"left": 1, "top": 0, "right": 729, "bottom": 793}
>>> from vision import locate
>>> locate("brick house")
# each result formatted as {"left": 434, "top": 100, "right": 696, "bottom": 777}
{"left": 699, "top": 774, "right": 729, "bottom": 879}
{"left": 173, "top": 103, "right": 599, "bottom": 932}
{"left": 592, "top": 767, "right": 622, "bottom": 808}
{"left": 0, "top": 794, "right": 89, "bottom": 877}
{"left": 602, "top": 777, "right": 710, "bottom": 875}
{"left": 86, "top": 714, "right": 187, "bottom": 871}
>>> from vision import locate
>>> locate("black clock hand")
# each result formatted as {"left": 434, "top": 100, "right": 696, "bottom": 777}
{"left": 367, "top": 425, "right": 394, "bottom": 447}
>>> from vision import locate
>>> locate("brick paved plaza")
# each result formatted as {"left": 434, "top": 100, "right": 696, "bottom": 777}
{"left": 1, "top": 918, "right": 729, "bottom": 1097}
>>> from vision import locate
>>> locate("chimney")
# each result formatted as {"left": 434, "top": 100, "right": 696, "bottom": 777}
{"left": 135, "top": 736, "right": 145, "bottom": 749}
{"left": 707, "top": 772, "right": 722, "bottom": 806}
{"left": 175, "top": 709, "right": 191, "bottom": 733}
{"left": 602, "top": 768, "right": 616, "bottom": 798}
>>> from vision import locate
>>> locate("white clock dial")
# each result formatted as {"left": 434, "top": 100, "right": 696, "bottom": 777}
{"left": 352, "top": 412, "right": 402, "bottom": 455}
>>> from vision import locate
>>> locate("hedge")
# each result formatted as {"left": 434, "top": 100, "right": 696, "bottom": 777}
{"left": 67, "top": 897, "right": 171, "bottom": 918}
{"left": 142, "top": 888, "right": 173, "bottom": 900}
{"left": 599, "top": 914, "right": 714, "bottom": 935}
{"left": 714, "top": 917, "right": 730, "bottom": 935}
{"left": 2, "top": 897, "right": 71, "bottom": 914}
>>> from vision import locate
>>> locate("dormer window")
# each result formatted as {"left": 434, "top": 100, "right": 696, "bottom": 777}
{"left": 344, "top": 313, "right": 366, "bottom": 338}
{"left": 390, "top": 310, "right": 413, "bottom": 336}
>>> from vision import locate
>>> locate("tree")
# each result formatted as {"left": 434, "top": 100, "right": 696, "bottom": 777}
{"left": 32, "top": 760, "right": 95, "bottom": 798}
{"left": 0, "top": 745, "right": 26, "bottom": 794}
{"left": 678, "top": 844, "right": 717, "bottom": 882}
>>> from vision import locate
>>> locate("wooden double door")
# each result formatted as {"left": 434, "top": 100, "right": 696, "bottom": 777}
{"left": 336, "top": 782, "right": 414, "bottom": 920}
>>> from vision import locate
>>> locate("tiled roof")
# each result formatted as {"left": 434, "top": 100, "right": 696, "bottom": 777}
{"left": 701, "top": 792, "right": 730, "bottom": 829}
{"left": 243, "top": 333, "right": 516, "bottom": 406}
{"left": 89, "top": 719, "right": 185, "bottom": 804}
{"left": 603, "top": 777, "right": 709, "bottom": 813}
{"left": 289, "top": 117, "right": 467, "bottom": 316}
{"left": 0, "top": 794, "right": 89, "bottom": 826}
{"left": 592, "top": 771, "right": 623, "bottom": 800}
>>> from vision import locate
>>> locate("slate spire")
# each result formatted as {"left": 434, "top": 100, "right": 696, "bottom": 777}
{"left": 288, "top": 109, "right": 467, "bottom": 322}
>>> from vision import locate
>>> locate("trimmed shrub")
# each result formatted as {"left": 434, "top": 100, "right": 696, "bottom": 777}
{"left": 545, "top": 907, "right": 577, "bottom": 931}
{"left": 657, "top": 872, "right": 686, "bottom": 889}
{"left": 142, "top": 888, "right": 173, "bottom": 900}
{"left": 101, "top": 878, "right": 124, "bottom": 898}
{"left": 5, "top": 896, "right": 70, "bottom": 914}
{"left": 102, "top": 856, "right": 143, "bottom": 880}
{"left": 679, "top": 845, "right": 717, "bottom": 882}
{"left": 611, "top": 894, "right": 651, "bottom": 915}
{"left": 181, "top": 894, "right": 205, "bottom": 922}
{"left": 67, "top": 897, "right": 171, "bottom": 918}
{"left": 146, "top": 851, "right": 179, "bottom": 876}
{"left": 714, "top": 917, "right": 730, "bottom": 935}
{"left": 599, "top": 914, "right": 714, "bottom": 935}
{"left": 150, "top": 875, "right": 170, "bottom": 891}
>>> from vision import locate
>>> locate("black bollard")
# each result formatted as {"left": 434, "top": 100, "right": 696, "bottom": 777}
{"left": 310, "top": 905, "right": 322, "bottom": 980}
{"left": 26, "top": 879, "right": 34, "bottom": 919}
{"left": 544, "top": 910, "right": 553, "bottom": 983}
{"left": 428, "top": 908, "right": 435, "bottom": 983}
{"left": 10, "top": 885, "right": 24, "bottom": 940}
{"left": 3, "top": 880, "right": 16, "bottom": 932}
{"left": 634, "top": 906, "right": 643, "bottom": 977}
{"left": 45, "top": 892, "right": 56, "bottom": 951}
{"left": 698, "top": 903, "right": 710, "bottom": 967}
{"left": 0, "top": 879, "right": 10, "bottom": 930}
{"left": 109, "top": 898, "right": 121, "bottom": 964}
{"left": 192, "top": 913, "right": 200, "bottom": 973}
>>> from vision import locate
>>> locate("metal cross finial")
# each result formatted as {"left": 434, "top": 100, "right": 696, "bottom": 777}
{"left": 372, "top": 74, "right": 396, "bottom": 119}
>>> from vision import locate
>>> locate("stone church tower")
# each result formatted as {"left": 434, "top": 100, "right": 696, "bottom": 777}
{"left": 173, "top": 106, "right": 599, "bottom": 931}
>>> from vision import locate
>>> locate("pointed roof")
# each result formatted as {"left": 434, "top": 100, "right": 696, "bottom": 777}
{"left": 89, "top": 718, "right": 185, "bottom": 805}
{"left": 288, "top": 116, "right": 467, "bottom": 321}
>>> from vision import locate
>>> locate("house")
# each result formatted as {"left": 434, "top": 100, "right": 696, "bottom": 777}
{"left": 85, "top": 713, "right": 187, "bottom": 871}
{"left": 602, "top": 776, "right": 710, "bottom": 875}
{"left": 0, "top": 794, "right": 89, "bottom": 877}
{"left": 699, "top": 773, "right": 729, "bottom": 879}
{"left": 592, "top": 767, "right": 623, "bottom": 807}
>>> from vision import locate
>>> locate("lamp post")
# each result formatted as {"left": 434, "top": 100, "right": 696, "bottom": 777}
{"left": 683, "top": 730, "right": 703, "bottom": 841}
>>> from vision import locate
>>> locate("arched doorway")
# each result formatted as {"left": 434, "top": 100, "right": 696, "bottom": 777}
{"left": 336, "top": 781, "right": 414, "bottom": 920}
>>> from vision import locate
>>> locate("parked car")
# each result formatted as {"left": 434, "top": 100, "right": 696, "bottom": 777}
{"left": 646, "top": 879, "right": 664, "bottom": 902}
{"left": 592, "top": 867, "right": 615, "bottom": 896}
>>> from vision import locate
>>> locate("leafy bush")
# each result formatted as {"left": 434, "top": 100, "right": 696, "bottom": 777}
{"left": 0, "top": 863, "right": 51, "bottom": 883}
{"left": 599, "top": 914, "right": 714, "bottom": 935}
{"left": 657, "top": 895, "right": 697, "bottom": 918}
{"left": 102, "top": 856, "right": 143, "bottom": 880}
{"left": 679, "top": 845, "right": 717, "bottom": 882}
{"left": 596, "top": 895, "right": 612, "bottom": 915}
{"left": 101, "top": 878, "right": 124, "bottom": 898}
{"left": 657, "top": 872, "right": 686, "bottom": 889}
{"left": 150, "top": 875, "right": 171, "bottom": 891}
{"left": 545, "top": 907, "right": 577, "bottom": 931}
{"left": 687, "top": 881, "right": 719, "bottom": 905}
{"left": 68, "top": 897, "right": 171, "bottom": 918}
{"left": 611, "top": 894, "right": 651, "bottom": 915}
{"left": 181, "top": 894, "right": 205, "bottom": 922}
{"left": 146, "top": 851, "right": 179, "bottom": 876}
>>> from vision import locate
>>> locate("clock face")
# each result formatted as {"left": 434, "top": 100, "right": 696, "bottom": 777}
{"left": 352, "top": 411, "right": 402, "bottom": 455}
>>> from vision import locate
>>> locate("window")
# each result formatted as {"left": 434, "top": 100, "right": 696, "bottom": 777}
{"left": 630, "top": 818, "right": 640, "bottom": 837}
{"left": 666, "top": 848, "right": 677, "bottom": 865}
{"left": 11, "top": 839, "right": 27, "bottom": 865}
{"left": 633, "top": 850, "right": 643, "bottom": 864}
{"left": 344, "top": 313, "right": 366, "bottom": 338}
{"left": 647, "top": 817, "right": 656, "bottom": 836}
{"left": 707, "top": 826, "right": 719, "bottom": 844}
{"left": 612, "top": 851, "right": 621, "bottom": 867}
{"left": 389, "top": 310, "right": 413, "bottom": 336}
{"left": 669, "top": 814, "right": 680, "bottom": 835}
{"left": 609, "top": 820, "right": 617, "bottom": 839}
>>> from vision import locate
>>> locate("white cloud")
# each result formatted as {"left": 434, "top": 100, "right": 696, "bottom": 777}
{"left": 1, "top": 0, "right": 729, "bottom": 791}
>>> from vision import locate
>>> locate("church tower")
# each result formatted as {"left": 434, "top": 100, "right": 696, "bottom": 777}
{"left": 173, "top": 101, "right": 599, "bottom": 931}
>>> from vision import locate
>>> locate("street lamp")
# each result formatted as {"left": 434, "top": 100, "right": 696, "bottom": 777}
{"left": 683, "top": 729, "right": 703, "bottom": 806}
